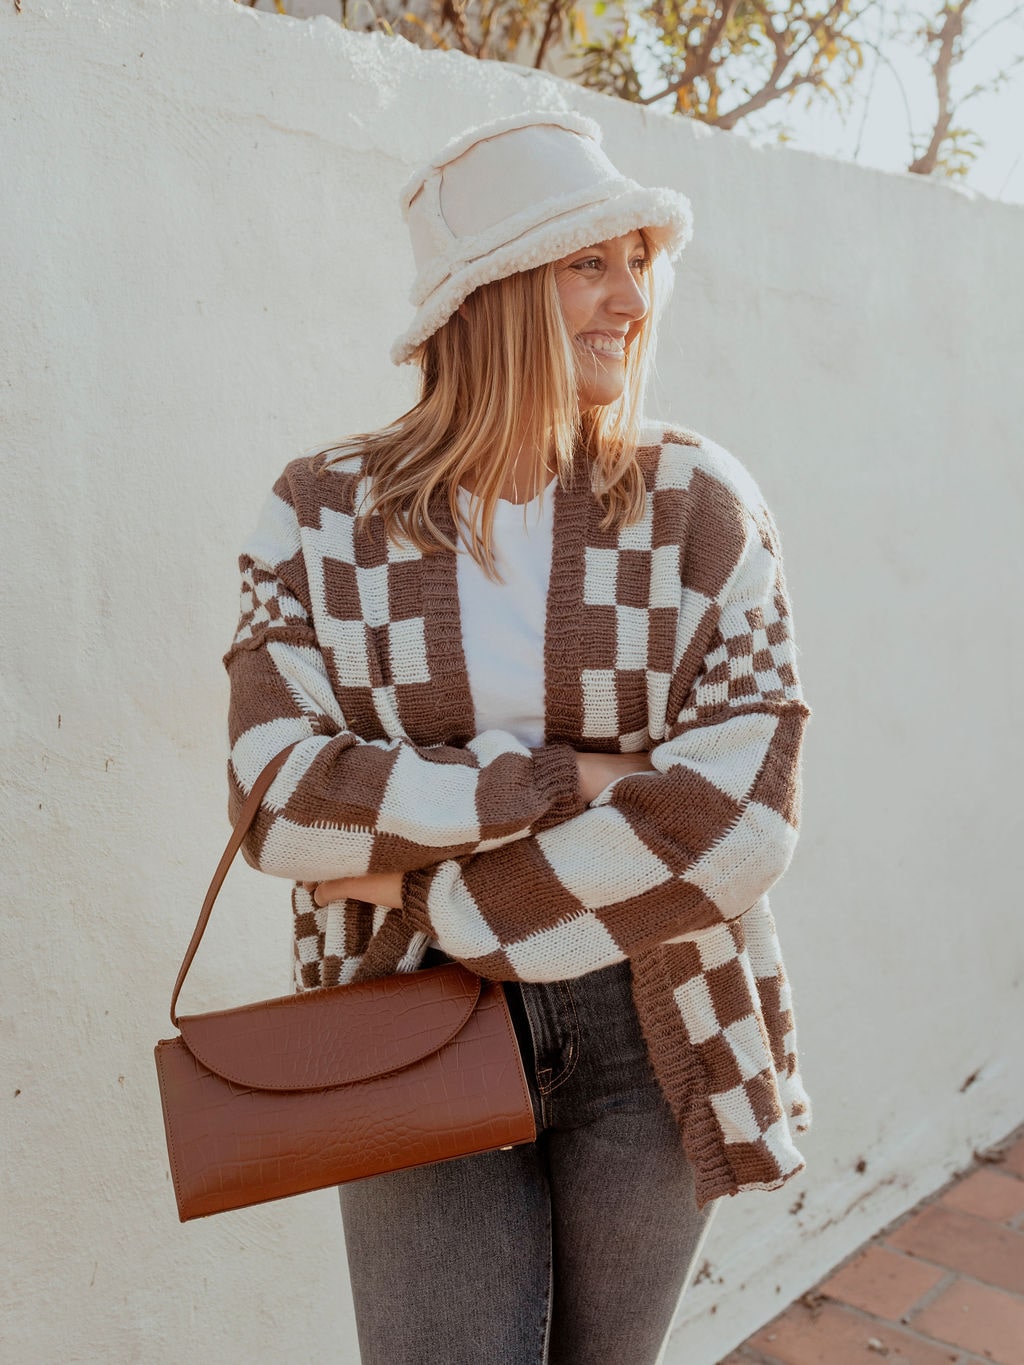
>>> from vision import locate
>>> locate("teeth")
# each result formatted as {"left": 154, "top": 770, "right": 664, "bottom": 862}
{"left": 580, "top": 336, "right": 625, "bottom": 355}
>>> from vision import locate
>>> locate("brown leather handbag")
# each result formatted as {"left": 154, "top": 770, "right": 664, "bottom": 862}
{"left": 154, "top": 744, "right": 537, "bottom": 1222}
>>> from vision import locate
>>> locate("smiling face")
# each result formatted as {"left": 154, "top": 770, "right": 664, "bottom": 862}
{"left": 552, "top": 230, "right": 652, "bottom": 410}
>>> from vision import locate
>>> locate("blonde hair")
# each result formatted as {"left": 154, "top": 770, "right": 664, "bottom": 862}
{"left": 321, "top": 241, "right": 660, "bottom": 577}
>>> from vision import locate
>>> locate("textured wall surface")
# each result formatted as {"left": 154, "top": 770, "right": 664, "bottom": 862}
{"left": 2, "top": 1, "right": 1022, "bottom": 1361}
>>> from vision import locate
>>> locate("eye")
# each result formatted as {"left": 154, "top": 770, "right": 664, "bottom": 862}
{"left": 631, "top": 255, "right": 651, "bottom": 273}
{"left": 571, "top": 256, "right": 603, "bottom": 272}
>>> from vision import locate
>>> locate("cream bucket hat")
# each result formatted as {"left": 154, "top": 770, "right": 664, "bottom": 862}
{"left": 390, "top": 110, "right": 694, "bottom": 366}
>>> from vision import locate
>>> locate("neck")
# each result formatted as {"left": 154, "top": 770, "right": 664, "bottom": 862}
{"left": 461, "top": 441, "right": 555, "bottom": 505}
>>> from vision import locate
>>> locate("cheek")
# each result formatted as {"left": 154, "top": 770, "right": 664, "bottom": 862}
{"left": 555, "top": 277, "right": 589, "bottom": 334}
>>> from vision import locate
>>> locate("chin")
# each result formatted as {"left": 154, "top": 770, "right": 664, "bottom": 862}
{"left": 579, "top": 384, "right": 626, "bottom": 409}
{"left": 575, "top": 349, "right": 629, "bottom": 410}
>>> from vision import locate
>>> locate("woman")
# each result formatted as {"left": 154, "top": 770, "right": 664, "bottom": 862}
{"left": 225, "top": 112, "right": 811, "bottom": 1364}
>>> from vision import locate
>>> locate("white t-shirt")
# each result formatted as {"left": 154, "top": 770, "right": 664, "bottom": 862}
{"left": 455, "top": 481, "right": 555, "bottom": 749}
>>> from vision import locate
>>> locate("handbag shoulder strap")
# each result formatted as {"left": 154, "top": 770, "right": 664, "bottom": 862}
{"left": 170, "top": 743, "right": 301, "bottom": 1027}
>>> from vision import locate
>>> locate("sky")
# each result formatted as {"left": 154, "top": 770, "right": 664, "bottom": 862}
{"left": 642, "top": 1, "right": 1024, "bottom": 206}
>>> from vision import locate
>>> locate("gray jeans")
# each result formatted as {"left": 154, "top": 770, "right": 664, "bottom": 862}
{"left": 339, "top": 956, "right": 716, "bottom": 1365}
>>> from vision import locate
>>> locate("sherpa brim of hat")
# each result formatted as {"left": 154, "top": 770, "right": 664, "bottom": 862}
{"left": 390, "top": 111, "right": 694, "bottom": 366}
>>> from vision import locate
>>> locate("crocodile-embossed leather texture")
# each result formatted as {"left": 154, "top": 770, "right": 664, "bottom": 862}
{"left": 155, "top": 974, "right": 536, "bottom": 1221}
{"left": 177, "top": 963, "right": 481, "bottom": 1090}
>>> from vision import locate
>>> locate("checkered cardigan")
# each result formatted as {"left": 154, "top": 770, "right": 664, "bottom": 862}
{"left": 225, "top": 423, "right": 812, "bottom": 1206}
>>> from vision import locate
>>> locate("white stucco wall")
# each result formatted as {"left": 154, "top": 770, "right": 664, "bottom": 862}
{"left": 2, "top": 2, "right": 1022, "bottom": 1361}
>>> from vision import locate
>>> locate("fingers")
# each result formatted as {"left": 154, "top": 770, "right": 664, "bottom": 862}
{"left": 310, "top": 878, "right": 348, "bottom": 907}
{"left": 305, "top": 873, "right": 404, "bottom": 909}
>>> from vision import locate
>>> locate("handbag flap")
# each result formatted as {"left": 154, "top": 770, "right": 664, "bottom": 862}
{"left": 176, "top": 963, "right": 482, "bottom": 1091}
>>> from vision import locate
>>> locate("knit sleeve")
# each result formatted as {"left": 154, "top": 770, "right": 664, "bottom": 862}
{"left": 224, "top": 486, "right": 584, "bottom": 882}
{"left": 401, "top": 505, "right": 810, "bottom": 981}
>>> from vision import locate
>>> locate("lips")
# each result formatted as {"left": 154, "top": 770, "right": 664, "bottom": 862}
{"left": 577, "top": 332, "right": 626, "bottom": 357}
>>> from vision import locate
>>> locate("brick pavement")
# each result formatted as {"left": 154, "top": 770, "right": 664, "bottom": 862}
{"left": 721, "top": 1124, "right": 1024, "bottom": 1365}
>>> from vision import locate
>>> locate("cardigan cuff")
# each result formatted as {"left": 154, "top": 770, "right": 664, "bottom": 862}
{"left": 528, "top": 742, "right": 586, "bottom": 831}
{"left": 401, "top": 868, "right": 435, "bottom": 938}
{"left": 403, "top": 743, "right": 582, "bottom": 940}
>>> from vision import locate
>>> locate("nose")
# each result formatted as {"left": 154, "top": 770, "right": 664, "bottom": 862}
{"left": 608, "top": 261, "right": 649, "bottom": 324}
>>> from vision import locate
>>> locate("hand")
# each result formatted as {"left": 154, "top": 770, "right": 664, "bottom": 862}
{"left": 575, "top": 750, "right": 655, "bottom": 804}
{"left": 303, "top": 751, "right": 655, "bottom": 904}
{"left": 305, "top": 871, "right": 404, "bottom": 909}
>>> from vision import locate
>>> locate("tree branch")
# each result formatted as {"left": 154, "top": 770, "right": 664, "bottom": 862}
{"left": 534, "top": 0, "right": 563, "bottom": 68}
{"left": 909, "top": 1, "right": 967, "bottom": 175}
{"left": 961, "top": 0, "right": 1024, "bottom": 55}
{"left": 852, "top": 0, "right": 888, "bottom": 160}
{"left": 714, "top": 68, "right": 821, "bottom": 128}
{"left": 857, "top": 36, "right": 919, "bottom": 157}
{"left": 635, "top": 1, "right": 739, "bottom": 106}
{"left": 439, "top": 0, "right": 474, "bottom": 54}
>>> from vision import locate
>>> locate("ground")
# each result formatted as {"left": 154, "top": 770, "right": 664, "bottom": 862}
{"left": 722, "top": 1123, "right": 1024, "bottom": 1365}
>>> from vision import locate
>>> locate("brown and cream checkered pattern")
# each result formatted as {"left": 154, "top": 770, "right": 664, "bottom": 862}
{"left": 226, "top": 459, "right": 585, "bottom": 909}
{"left": 225, "top": 424, "right": 811, "bottom": 1204}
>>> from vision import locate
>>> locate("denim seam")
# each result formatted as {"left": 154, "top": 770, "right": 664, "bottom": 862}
{"left": 538, "top": 980, "right": 581, "bottom": 1096}
{"left": 538, "top": 1192, "right": 553, "bottom": 1365}
{"left": 519, "top": 986, "right": 552, "bottom": 1128}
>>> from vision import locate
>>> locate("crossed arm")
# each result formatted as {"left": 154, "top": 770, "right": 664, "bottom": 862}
{"left": 230, "top": 483, "right": 807, "bottom": 976}
{"left": 225, "top": 486, "right": 659, "bottom": 888}
{"left": 306, "top": 750, "right": 656, "bottom": 908}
